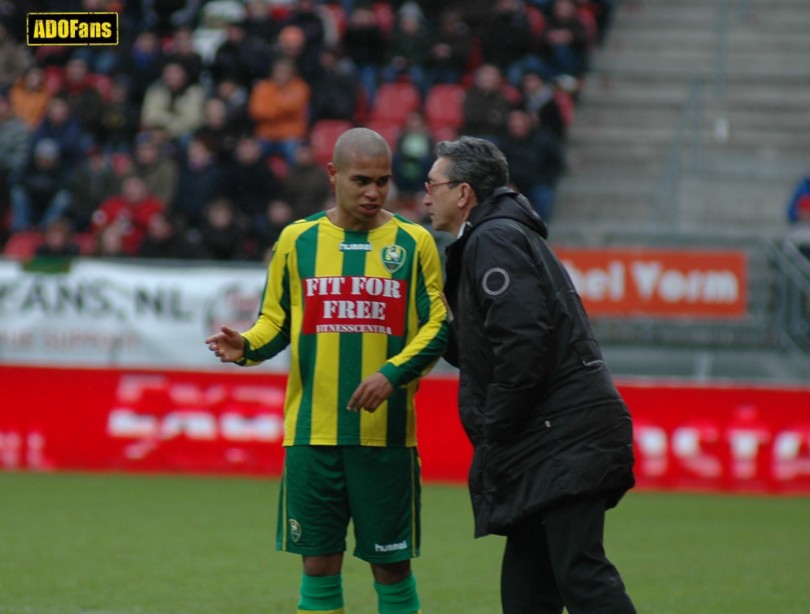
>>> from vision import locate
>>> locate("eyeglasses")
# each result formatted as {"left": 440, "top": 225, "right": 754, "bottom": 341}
{"left": 424, "top": 180, "right": 459, "bottom": 195}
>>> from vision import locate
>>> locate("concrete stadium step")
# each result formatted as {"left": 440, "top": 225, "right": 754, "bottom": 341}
{"left": 554, "top": 175, "right": 658, "bottom": 228}
{"left": 555, "top": 0, "right": 810, "bottom": 237}
{"left": 565, "top": 145, "right": 669, "bottom": 175}
{"left": 676, "top": 176, "right": 791, "bottom": 231}
{"left": 579, "top": 74, "right": 810, "bottom": 107}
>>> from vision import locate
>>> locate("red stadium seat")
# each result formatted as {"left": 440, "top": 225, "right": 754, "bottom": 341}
{"left": 502, "top": 83, "right": 522, "bottom": 105}
{"left": 526, "top": 5, "right": 546, "bottom": 41}
{"left": 319, "top": 3, "right": 347, "bottom": 43}
{"left": 74, "top": 232, "right": 96, "bottom": 256}
{"left": 88, "top": 73, "right": 113, "bottom": 103}
{"left": 309, "top": 119, "right": 354, "bottom": 166}
{"left": 430, "top": 125, "right": 458, "bottom": 143}
{"left": 554, "top": 89, "right": 576, "bottom": 128}
{"left": 365, "top": 119, "right": 402, "bottom": 150}
{"left": 577, "top": 7, "right": 599, "bottom": 48}
{"left": 43, "top": 66, "right": 65, "bottom": 93}
{"left": 423, "top": 84, "right": 466, "bottom": 135}
{"left": 368, "top": 82, "right": 421, "bottom": 126}
{"left": 372, "top": 2, "right": 396, "bottom": 39}
{"left": 3, "top": 231, "right": 43, "bottom": 260}
{"left": 268, "top": 154, "right": 289, "bottom": 181}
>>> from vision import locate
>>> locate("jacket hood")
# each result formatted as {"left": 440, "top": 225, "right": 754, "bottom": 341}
{"left": 465, "top": 187, "right": 549, "bottom": 239}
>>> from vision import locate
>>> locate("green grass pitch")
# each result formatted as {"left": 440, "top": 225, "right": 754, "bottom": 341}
{"left": 1, "top": 472, "right": 809, "bottom": 613}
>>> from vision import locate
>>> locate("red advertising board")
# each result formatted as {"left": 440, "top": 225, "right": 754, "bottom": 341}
{"left": 555, "top": 247, "right": 748, "bottom": 318}
{"left": 2, "top": 366, "right": 810, "bottom": 494}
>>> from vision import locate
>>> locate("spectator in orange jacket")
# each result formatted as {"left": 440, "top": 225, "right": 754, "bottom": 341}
{"left": 248, "top": 57, "right": 311, "bottom": 166}
{"left": 9, "top": 66, "right": 53, "bottom": 130}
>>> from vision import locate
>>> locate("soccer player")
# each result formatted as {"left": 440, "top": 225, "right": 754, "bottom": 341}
{"left": 206, "top": 127, "right": 449, "bottom": 614}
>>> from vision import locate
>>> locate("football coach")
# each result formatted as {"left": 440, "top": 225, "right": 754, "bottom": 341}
{"left": 424, "top": 136, "right": 637, "bottom": 614}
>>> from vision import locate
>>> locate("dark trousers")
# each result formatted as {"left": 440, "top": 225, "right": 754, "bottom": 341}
{"left": 500, "top": 495, "right": 636, "bottom": 614}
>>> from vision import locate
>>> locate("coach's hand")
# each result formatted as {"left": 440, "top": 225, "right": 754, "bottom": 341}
{"left": 347, "top": 372, "right": 394, "bottom": 413}
{"left": 205, "top": 325, "right": 245, "bottom": 363}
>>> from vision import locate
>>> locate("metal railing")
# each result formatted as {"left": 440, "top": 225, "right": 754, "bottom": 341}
{"left": 652, "top": 0, "right": 771, "bottom": 234}
{"left": 769, "top": 238, "right": 810, "bottom": 354}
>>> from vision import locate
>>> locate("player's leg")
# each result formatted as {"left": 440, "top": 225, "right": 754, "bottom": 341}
{"left": 346, "top": 446, "right": 423, "bottom": 614}
{"left": 278, "top": 446, "right": 350, "bottom": 613}
{"left": 501, "top": 509, "right": 564, "bottom": 614}
{"left": 543, "top": 494, "right": 637, "bottom": 614}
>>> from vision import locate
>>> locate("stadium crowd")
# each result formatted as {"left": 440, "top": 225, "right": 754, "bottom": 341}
{"left": 0, "top": 0, "right": 616, "bottom": 262}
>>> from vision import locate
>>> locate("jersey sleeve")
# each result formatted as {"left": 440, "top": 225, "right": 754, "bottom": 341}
{"left": 379, "top": 228, "right": 450, "bottom": 387}
{"left": 239, "top": 230, "right": 294, "bottom": 366}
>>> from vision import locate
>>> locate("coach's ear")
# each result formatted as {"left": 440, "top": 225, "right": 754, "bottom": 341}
{"left": 457, "top": 182, "right": 477, "bottom": 212}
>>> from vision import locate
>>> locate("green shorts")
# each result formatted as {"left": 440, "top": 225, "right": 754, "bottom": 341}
{"left": 277, "top": 445, "right": 421, "bottom": 564}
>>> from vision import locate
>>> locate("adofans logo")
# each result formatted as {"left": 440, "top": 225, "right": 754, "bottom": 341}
{"left": 27, "top": 12, "right": 119, "bottom": 46}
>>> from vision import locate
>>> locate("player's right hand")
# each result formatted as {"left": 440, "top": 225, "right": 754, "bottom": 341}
{"left": 205, "top": 325, "right": 246, "bottom": 363}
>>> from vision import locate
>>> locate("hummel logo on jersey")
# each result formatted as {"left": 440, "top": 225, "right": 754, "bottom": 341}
{"left": 339, "top": 242, "right": 372, "bottom": 251}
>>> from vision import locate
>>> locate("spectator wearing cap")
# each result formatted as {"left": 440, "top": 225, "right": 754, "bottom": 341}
{"left": 31, "top": 96, "right": 86, "bottom": 170}
{"left": 9, "top": 138, "right": 73, "bottom": 232}
{"left": 785, "top": 166, "right": 810, "bottom": 261}
{"left": 787, "top": 167, "right": 810, "bottom": 225}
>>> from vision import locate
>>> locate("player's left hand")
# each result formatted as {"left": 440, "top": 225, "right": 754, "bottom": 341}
{"left": 347, "top": 372, "right": 394, "bottom": 413}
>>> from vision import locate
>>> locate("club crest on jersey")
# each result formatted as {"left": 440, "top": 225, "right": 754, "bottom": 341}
{"left": 381, "top": 245, "right": 406, "bottom": 273}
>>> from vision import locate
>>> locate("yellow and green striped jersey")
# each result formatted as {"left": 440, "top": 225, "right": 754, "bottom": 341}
{"left": 241, "top": 211, "right": 449, "bottom": 447}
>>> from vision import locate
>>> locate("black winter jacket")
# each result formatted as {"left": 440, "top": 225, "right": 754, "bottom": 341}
{"left": 444, "top": 188, "right": 635, "bottom": 537}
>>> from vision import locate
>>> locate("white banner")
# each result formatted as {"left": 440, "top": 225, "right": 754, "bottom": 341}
{"left": 0, "top": 259, "right": 289, "bottom": 370}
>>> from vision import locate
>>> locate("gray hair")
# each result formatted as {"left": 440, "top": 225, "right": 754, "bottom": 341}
{"left": 435, "top": 136, "right": 509, "bottom": 203}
